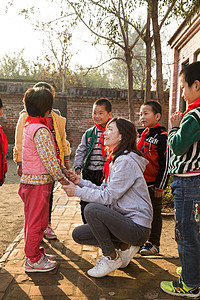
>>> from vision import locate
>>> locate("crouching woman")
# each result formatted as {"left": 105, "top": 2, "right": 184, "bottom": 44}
{"left": 62, "top": 118, "right": 153, "bottom": 278}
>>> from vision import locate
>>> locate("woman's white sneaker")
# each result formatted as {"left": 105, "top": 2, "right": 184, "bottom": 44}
{"left": 118, "top": 245, "right": 140, "bottom": 268}
{"left": 87, "top": 254, "right": 122, "bottom": 278}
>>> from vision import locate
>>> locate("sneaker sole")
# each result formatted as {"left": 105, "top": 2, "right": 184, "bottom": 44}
{"left": 140, "top": 250, "right": 159, "bottom": 256}
{"left": 43, "top": 235, "right": 57, "bottom": 240}
{"left": 160, "top": 283, "right": 200, "bottom": 298}
{"left": 25, "top": 265, "right": 57, "bottom": 273}
{"left": 87, "top": 262, "right": 122, "bottom": 278}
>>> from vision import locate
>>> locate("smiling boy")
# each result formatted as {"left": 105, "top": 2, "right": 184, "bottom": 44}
{"left": 160, "top": 62, "right": 200, "bottom": 298}
{"left": 74, "top": 98, "right": 112, "bottom": 223}
{"left": 137, "top": 101, "right": 169, "bottom": 256}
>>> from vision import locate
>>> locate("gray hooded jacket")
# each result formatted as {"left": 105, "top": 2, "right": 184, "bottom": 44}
{"left": 74, "top": 151, "right": 153, "bottom": 229}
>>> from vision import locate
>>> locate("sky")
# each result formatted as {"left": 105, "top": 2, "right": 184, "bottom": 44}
{"left": 0, "top": 0, "right": 181, "bottom": 74}
{"left": 0, "top": 0, "right": 110, "bottom": 70}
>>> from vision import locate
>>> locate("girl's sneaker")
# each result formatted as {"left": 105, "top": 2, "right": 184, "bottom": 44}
{"left": 118, "top": 245, "right": 140, "bottom": 268}
{"left": 25, "top": 254, "right": 57, "bottom": 273}
{"left": 87, "top": 254, "right": 122, "bottom": 278}
{"left": 44, "top": 224, "right": 57, "bottom": 240}
{"left": 160, "top": 277, "right": 200, "bottom": 298}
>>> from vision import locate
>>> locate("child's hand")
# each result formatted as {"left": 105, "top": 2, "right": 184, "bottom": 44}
{"left": 62, "top": 181, "right": 76, "bottom": 197}
{"left": 75, "top": 169, "right": 81, "bottom": 176}
{"left": 64, "top": 161, "right": 70, "bottom": 170}
{"left": 154, "top": 189, "right": 164, "bottom": 198}
{"left": 67, "top": 170, "right": 80, "bottom": 185}
{"left": 17, "top": 165, "right": 22, "bottom": 177}
{"left": 59, "top": 177, "right": 70, "bottom": 186}
{"left": 62, "top": 168, "right": 69, "bottom": 178}
{"left": 170, "top": 111, "right": 182, "bottom": 128}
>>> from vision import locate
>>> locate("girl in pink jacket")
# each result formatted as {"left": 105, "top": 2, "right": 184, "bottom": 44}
{"left": 18, "top": 87, "right": 69, "bottom": 273}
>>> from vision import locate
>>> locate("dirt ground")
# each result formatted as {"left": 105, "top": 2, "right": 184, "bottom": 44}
{"left": 0, "top": 159, "right": 178, "bottom": 258}
{"left": 0, "top": 159, "right": 24, "bottom": 255}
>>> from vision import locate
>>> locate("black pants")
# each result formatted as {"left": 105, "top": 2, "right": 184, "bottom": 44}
{"left": 148, "top": 187, "right": 163, "bottom": 247}
{"left": 80, "top": 168, "right": 103, "bottom": 224}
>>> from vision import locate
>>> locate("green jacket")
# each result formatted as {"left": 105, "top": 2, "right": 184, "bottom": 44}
{"left": 74, "top": 125, "right": 99, "bottom": 170}
{"left": 168, "top": 107, "right": 200, "bottom": 174}
{"left": 84, "top": 126, "right": 98, "bottom": 169}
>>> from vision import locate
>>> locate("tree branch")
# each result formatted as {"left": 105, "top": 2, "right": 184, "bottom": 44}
{"left": 159, "top": 0, "right": 177, "bottom": 30}
{"left": 66, "top": 0, "right": 125, "bottom": 50}
{"left": 83, "top": 56, "right": 127, "bottom": 75}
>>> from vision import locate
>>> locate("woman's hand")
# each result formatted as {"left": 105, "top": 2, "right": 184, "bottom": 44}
{"left": 170, "top": 111, "right": 182, "bottom": 128}
{"left": 62, "top": 181, "right": 76, "bottom": 197}
{"left": 67, "top": 170, "right": 80, "bottom": 185}
{"left": 59, "top": 177, "right": 70, "bottom": 186}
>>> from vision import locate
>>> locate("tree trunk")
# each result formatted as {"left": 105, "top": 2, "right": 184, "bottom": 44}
{"left": 62, "top": 73, "right": 65, "bottom": 92}
{"left": 150, "top": 0, "right": 164, "bottom": 103}
{"left": 125, "top": 48, "right": 134, "bottom": 123}
{"left": 144, "top": 7, "right": 152, "bottom": 102}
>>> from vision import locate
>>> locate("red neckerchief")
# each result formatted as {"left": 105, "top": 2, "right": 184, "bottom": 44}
{"left": 24, "top": 116, "right": 49, "bottom": 127}
{"left": 94, "top": 118, "right": 111, "bottom": 164}
{"left": 137, "top": 123, "right": 161, "bottom": 151}
{"left": 182, "top": 96, "right": 200, "bottom": 117}
{"left": 102, "top": 146, "right": 118, "bottom": 187}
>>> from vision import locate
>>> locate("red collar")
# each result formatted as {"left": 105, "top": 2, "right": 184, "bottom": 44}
{"left": 24, "top": 116, "right": 49, "bottom": 127}
{"left": 182, "top": 96, "right": 200, "bottom": 116}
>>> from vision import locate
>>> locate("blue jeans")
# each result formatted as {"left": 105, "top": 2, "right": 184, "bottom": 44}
{"left": 172, "top": 175, "right": 200, "bottom": 288}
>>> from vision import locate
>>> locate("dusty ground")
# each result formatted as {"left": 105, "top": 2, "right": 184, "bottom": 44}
{"left": 0, "top": 159, "right": 24, "bottom": 255}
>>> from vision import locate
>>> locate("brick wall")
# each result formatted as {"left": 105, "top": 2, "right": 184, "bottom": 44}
{"left": 0, "top": 81, "right": 169, "bottom": 158}
{"left": 63, "top": 88, "right": 169, "bottom": 155}
{"left": 168, "top": 13, "right": 200, "bottom": 113}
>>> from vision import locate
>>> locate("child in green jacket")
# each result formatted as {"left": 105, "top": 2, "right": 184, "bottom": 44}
{"left": 74, "top": 98, "right": 112, "bottom": 223}
{"left": 160, "top": 62, "right": 200, "bottom": 298}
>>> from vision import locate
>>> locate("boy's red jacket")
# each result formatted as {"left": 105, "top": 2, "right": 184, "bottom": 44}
{"left": 137, "top": 126, "right": 169, "bottom": 190}
{"left": 0, "top": 126, "right": 8, "bottom": 185}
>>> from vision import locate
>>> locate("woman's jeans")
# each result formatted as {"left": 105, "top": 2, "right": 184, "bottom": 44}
{"left": 73, "top": 203, "right": 150, "bottom": 255}
{"left": 172, "top": 175, "right": 200, "bottom": 288}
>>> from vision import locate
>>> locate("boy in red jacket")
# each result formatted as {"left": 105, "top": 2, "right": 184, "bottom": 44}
{"left": 137, "top": 101, "right": 169, "bottom": 255}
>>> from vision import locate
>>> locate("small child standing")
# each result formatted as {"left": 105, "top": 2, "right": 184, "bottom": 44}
{"left": 14, "top": 82, "right": 71, "bottom": 240}
{"left": 0, "top": 98, "right": 8, "bottom": 186}
{"left": 160, "top": 62, "right": 200, "bottom": 298}
{"left": 137, "top": 101, "right": 169, "bottom": 255}
{"left": 74, "top": 98, "right": 112, "bottom": 223}
{"left": 18, "top": 87, "right": 69, "bottom": 273}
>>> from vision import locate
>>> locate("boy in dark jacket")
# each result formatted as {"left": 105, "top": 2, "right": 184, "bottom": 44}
{"left": 137, "top": 101, "right": 169, "bottom": 255}
{"left": 74, "top": 98, "right": 112, "bottom": 223}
